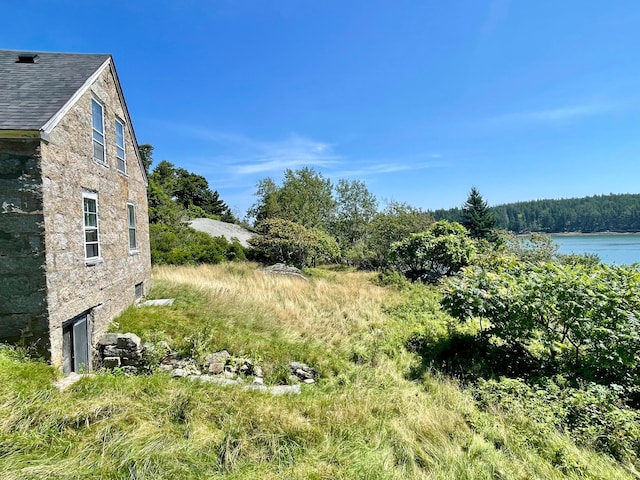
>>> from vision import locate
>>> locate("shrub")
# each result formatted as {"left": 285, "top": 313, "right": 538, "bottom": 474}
{"left": 150, "top": 223, "right": 245, "bottom": 265}
{"left": 390, "top": 220, "right": 476, "bottom": 282}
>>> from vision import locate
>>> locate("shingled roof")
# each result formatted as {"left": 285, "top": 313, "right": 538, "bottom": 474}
{"left": 0, "top": 50, "right": 111, "bottom": 130}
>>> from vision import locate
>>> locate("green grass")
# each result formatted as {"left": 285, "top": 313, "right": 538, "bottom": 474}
{"left": 0, "top": 263, "right": 636, "bottom": 479}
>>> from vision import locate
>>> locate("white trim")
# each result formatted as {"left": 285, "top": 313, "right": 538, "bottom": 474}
{"left": 127, "top": 202, "right": 138, "bottom": 252}
{"left": 41, "top": 58, "right": 111, "bottom": 135}
{"left": 82, "top": 191, "right": 102, "bottom": 264}
{"left": 115, "top": 117, "right": 126, "bottom": 174}
{"left": 107, "top": 62, "right": 148, "bottom": 186}
{"left": 91, "top": 98, "right": 106, "bottom": 165}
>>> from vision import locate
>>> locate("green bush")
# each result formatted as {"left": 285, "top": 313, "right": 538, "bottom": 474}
{"left": 442, "top": 261, "right": 640, "bottom": 396}
{"left": 390, "top": 220, "right": 476, "bottom": 282}
{"left": 150, "top": 223, "right": 245, "bottom": 265}
{"left": 471, "top": 377, "right": 640, "bottom": 465}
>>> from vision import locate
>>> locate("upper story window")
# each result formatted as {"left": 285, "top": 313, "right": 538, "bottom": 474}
{"left": 83, "top": 192, "right": 101, "bottom": 262}
{"left": 127, "top": 202, "right": 137, "bottom": 251}
{"left": 115, "top": 118, "right": 126, "bottom": 173}
{"left": 91, "top": 99, "right": 105, "bottom": 164}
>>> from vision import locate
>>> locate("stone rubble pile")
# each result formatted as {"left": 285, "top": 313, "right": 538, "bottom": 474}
{"left": 97, "top": 334, "right": 315, "bottom": 396}
{"left": 97, "top": 333, "right": 144, "bottom": 375}
{"left": 288, "top": 361, "right": 316, "bottom": 384}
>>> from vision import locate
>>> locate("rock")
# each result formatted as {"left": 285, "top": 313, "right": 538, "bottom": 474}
{"left": 117, "top": 333, "right": 141, "bottom": 350}
{"left": 205, "top": 350, "right": 230, "bottom": 365}
{"left": 103, "top": 346, "right": 129, "bottom": 358}
{"left": 172, "top": 368, "right": 188, "bottom": 378}
{"left": 194, "top": 376, "right": 239, "bottom": 386}
{"left": 269, "top": 384, "right": 302, "bottom": 395}
{"left": 121, "top": 366, "right": 138, "bottom": 376}
{"left": 254, "top": 366, "right": 264, "bottom": 378}
{"left": 158, "top": 364, "right": 173, "bottom": 372}
{"left": 263, "top": 264, "right": 308, "bottom": 280}
{"left": 122, "top": 356, "right": 143, "bottom": 367}
{"left": 289, "top": 361, "right": 316, "bottom": 381}
{"left": 103, "top": 356, "right": 121, "bottom": 368}
{"left": 208, "top": 362, "right": 225, "bottom": 374}
{"left": 303, "top": 378, "right": 315, "bottom": 384}
{"left": 253, "top": 377, "right": 264, "bottom": 385}
{"left": 288, "top": 375, "right": 300, "bottom": 384}
{"left": 295, "top": 368, "right": 314, "bottom": 380}
{"left": 244, "top": 384, "right": 268, "bottom": 392}
{"left": 97, "top": 333, "right": 119, "bottom": 346}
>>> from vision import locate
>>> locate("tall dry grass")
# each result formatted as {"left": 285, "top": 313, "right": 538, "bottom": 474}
{"left": 0, "top": 263, "right": 634, "bottom": 479}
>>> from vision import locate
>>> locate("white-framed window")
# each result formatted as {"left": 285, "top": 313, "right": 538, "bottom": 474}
{"left": 115, "top": 118, "right": 126, "bottom": 173}
{"left": 127, "top": 202, "right": 137, "bottom": 251}
{"left": 91, "top": 98, "right": 105, "bottom": 164}
{"left": 83, "top": 191, "right": 101, "bottom": 262}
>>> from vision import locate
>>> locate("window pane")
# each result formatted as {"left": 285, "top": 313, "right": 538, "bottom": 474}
{"left": 93, "top": 130, "right": 104, "bottom": 144}
{"left": 85, "top": 229, "right": 98, "bottom": 242}
{"left": 91, "top": 100, "right": 103, "bottom": 132}
{"left": 93, "top": 142, "right": 104, "bottom": 162}
{"left": 117, "top": 157, "right": 125, "bottom": 172}
{"left": 116, "top": 146, "right": 125, "bottom": 158}
{"left": 128, "top": 205, "right": 135, "bottom": 226}
{"left": 115, "top": 121, "right": 124, "bottom": 146}
{"left": 129, "top": 229, "right": 137, "bottom": 249}
{"left": 84, "top": 198, "right": 96, "bottom": 213}
{"left": 86, "top": 243, "right": 99, "bottom": 258}
{"left": 84, "top": 213, "right": 97, "bottom": 227}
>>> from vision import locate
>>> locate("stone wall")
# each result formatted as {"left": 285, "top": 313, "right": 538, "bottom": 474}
{"left": 40, "top": 62, "right": 151, "bottom": 368}
{"left": 0, "top": 139, "right": 49, "bottom": 357}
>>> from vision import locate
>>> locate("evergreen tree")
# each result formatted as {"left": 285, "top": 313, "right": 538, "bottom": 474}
{"left": 462, "top": 187, "right": 496, "bottom": 239}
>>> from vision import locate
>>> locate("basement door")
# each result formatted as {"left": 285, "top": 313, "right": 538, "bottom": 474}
{"left": 62, "top": 312, "right": 91, "bottom": 374}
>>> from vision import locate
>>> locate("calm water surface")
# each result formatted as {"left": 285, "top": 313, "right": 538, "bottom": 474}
{"left": 551, "top": 234, "right": 640, "bottom": 265}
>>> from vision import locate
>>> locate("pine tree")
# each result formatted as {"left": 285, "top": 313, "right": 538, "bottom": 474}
{"left": 462, "top": 187, "right": 496, "bottom": 239}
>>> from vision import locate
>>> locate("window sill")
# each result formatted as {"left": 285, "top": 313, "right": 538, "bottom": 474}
{"left": 85, "top": 257, "right": 104, "bottom": 266}
{"left": 117, "top": 169, "right": 128, "bottom": 177}
{"left": 129, "top": 250, "right": 140, "bottom": 256}
{"left": 94, "top": 159, "right": 109, "bottom": 168}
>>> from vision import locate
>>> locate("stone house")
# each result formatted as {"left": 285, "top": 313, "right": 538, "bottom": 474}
{"left": 0, "top": 50, "right": 151, "bottom": 373}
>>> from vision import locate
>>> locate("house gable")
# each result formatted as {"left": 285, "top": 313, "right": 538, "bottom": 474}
{"left": 0, "top": 50, "right": 151, "bottom": 369}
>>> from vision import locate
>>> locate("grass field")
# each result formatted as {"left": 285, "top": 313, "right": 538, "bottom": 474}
{"left": 0, "top": 263, "right": 635, "bottom": 479}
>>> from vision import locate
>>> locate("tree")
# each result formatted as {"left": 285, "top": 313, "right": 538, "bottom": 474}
{"left": 248, "top": 218, "right": 340, "bottom": 268}
{"left": 138, "top": 144, "right": 154, "bottom": 175}
{"left": 331, "top": 179, "right": 378, "bottom": 249}
{"left": 150, "top": 160, "right": 235, "bottom": 222}
{"left": 366, "top": 201, "right": 434, "bottom": 268}
{"left": 248, "top": 167, "right": 335, "bottom": 230}
{"left": 390, "top": 220, "right": 476, "bottom": 281}
{"left": 462, "top": 187, "right": 496, "bottom": 239}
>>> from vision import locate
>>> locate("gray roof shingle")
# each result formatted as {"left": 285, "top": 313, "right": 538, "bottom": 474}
{"left": 0, "top": 50, "right": 110, "bottom": 130}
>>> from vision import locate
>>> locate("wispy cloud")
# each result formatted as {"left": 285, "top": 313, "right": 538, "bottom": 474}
{"left": 167, "top": 121, "right": 443, "bottom": 183}
{"left": 491, "top": 101, "right": 618, "bottom": 126}
{"left": 331, "top": 154, "right": 443, "bottom": 178}
{"left": 169, "top": 124, "right": 340, "bottom": 175}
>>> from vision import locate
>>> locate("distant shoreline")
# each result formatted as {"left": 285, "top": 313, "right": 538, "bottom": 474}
{"left": 549, "top": 232, "right": 640, "bottom": 236}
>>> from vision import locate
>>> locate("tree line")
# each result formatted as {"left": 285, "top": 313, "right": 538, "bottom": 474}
{"left": 140, "top": 144, "right": 245, "bottom": 265}
{"left": 432, "top": 193, "right": 640, "bottom": 233}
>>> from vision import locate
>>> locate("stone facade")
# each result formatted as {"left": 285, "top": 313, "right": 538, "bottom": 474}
{"left": 0, "top": 58, "right": 151, "bottom": 370}
{"left": 0, "top": 139, "right": 49, "bottom": 356}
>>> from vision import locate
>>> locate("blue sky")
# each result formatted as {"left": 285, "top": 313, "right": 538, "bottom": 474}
{"left": 4, "top": 1, "right": 640, "bottom": 218}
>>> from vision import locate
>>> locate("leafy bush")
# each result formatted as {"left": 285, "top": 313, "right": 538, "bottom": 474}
{"left": 390, "top": 220, "right": 476, "bottom": 282}
{"left": 248, "top": 218, "right": 340, "bottom": 267}
{"left": 442, "top": 261, "right": 640, "bottom": 396}
{"left": 471, "top": 377, "right": 640, "bottom": 464}
{"left": 150, "top": 223, "right": 245, "bottom": 265}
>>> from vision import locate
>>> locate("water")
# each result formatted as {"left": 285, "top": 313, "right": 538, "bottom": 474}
{"left": 551, "top": 234, "right": 640, "bottom": 265}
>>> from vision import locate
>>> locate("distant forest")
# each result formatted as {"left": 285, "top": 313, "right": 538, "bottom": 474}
{"left": 432, "top": 193, "right": 640, "bottom": 233}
